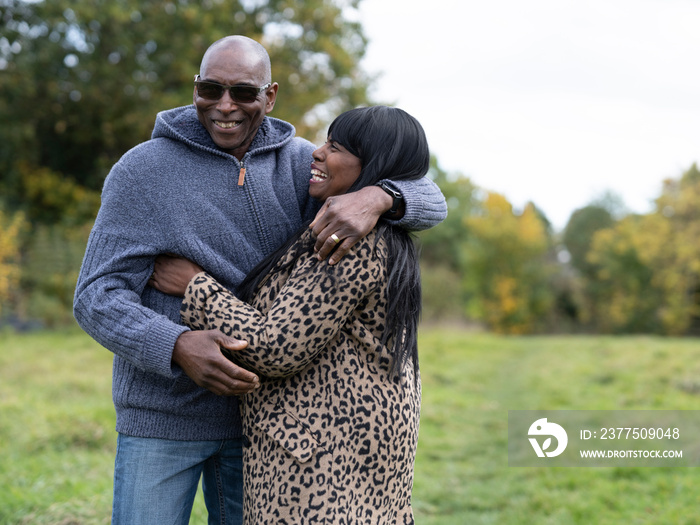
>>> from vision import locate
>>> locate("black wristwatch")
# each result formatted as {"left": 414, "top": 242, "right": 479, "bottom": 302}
{"left": 378, "top": 182, "right": 403, "bottom": 216}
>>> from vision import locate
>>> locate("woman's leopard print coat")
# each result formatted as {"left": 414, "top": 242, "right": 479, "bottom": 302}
{"left": 181, "top": 229, "right": 420, "bottom": 524}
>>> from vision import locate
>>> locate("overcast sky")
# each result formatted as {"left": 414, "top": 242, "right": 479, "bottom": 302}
{"left": 357, "top": 0, "right": 700, "bottom": 230}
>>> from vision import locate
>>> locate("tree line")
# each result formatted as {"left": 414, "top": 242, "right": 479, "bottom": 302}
{"left": 2, "top": 1, "right": 698, "bottom": 334}
{"left": 419, "top": 161, "right": 700, "bottom": 335}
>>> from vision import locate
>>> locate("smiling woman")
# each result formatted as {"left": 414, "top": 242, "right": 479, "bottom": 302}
{"left": 308, "top": 138, "right": 363, "bottom": 202}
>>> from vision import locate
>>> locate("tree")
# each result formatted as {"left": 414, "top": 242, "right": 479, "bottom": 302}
{"left": 462, "top": 192, "right": 554, "bottom": 334}
{"left": 645, "top": 164, "right": 700, "bottom": 333}
{"left": 563, "top": 205, "right": 615, "bottom": 278}
{"left": 418, "top": 158, "right": 478, "bottom": 271}
{"left": 586, "top": 215, "right": 662, "bottom": 333}
{"left": 560, "top": 204, "right": 616, "bottom": 327}
{"left": 0, "top": 0, "right": 371, "bottom": 214}
{"left": 585, "top": 164, "right": 700, "bottom": 334}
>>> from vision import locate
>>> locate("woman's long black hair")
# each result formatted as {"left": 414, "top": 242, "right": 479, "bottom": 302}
{"left": 238, "top": 106, "right": 430, "bottom": 380}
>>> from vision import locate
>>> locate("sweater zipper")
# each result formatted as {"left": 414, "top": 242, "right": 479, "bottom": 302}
{"left": 237, "top": 159, "right": 246, "bottom": 186}
{"left": 238, "top": 156, "right": 268, "bottom": 249}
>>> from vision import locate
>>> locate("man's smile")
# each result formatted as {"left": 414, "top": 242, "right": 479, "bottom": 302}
{"left": 214, "top": 120, "right": 242, "bottom": 129}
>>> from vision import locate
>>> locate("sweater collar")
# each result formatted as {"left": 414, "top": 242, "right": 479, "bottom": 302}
{"left": 153, "top": 105, "right": 296, "bottom": 158}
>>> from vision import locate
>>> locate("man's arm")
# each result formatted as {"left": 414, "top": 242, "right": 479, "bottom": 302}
{"left": 310, "top": 176, "right": 447, "bottom": 264}
{"left": 74, "top": 229, "right": 259, "bottom": 395}
{"left": 73, "top": 164, "right": 258, "bottom": 395}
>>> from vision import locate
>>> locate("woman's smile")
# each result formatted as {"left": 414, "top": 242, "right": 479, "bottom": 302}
{"left": 310, "top": 168, "right": 328, "bottom": 182}
{"left": 308, "top": 140, "right": 362, "bottom": 202}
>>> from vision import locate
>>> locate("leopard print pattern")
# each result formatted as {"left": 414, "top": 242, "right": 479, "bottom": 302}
{"left": 182, "top": 229, "right": 421, "bottom": 524}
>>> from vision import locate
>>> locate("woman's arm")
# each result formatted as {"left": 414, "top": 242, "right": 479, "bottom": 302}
{"left": 149, "top": 254, "right": 204, "bottom": 296}
{"left": 181, "top": 233, "right": 383, "bottom": 378}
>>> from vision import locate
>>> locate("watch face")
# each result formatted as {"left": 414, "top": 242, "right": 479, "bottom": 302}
{"left": 381, "top": 183, "right": 401, "bottom": 199}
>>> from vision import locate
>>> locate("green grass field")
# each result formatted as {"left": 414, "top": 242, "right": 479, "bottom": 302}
{"left": 2, "top": 326, "right": 700, "bottom": 524}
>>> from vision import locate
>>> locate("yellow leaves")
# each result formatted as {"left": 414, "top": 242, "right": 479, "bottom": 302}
{"left": 520, "top": 203, "right": 547, "bottom": 244}
{"left": 495, "top": 277, "right": 519, "bottom": 316}
{"left": 463, "top": 191, "right": 553, "bottom": 334}
{"left": 0, "top": 208, "right": 26, "bottom": 313}
{"left": 468, "top": 193, "right": 547, "bottom": 254}
{"left": 484, "top": 276, "right": 532, "bottom": 335}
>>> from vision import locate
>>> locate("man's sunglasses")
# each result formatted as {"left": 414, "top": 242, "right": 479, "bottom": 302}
{"left": 194, "top": 75, "right": 271, "bottom": 103}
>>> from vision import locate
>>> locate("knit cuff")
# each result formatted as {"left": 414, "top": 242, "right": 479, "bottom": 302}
{"left": 139, "top": 317, "right": 191, "bottom": 378}
{"left": 380, "top": 178, "right": 447, "bottom": 231}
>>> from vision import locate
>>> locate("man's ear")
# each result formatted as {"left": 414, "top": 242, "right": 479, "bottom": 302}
{"left": 265, "top": 82, "right": 279, "bottom": 114}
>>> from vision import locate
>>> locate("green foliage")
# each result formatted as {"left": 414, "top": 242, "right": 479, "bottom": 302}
{"left": 650, "top": 163, "right": 700, "bottom": 333}
{"left": 14, "top": 222, "right": 92, "bottom": 328}
{"left": 3, "top": 2, "right": 700, "bottom": 335}
{"left": 4, "top": 328, "right": 700, "bottom": 523}
{"left": 0, "top": 0, "right": 370, "bottom": 203}
{"left": 586, "top": 215, "right": 663, "bottom": 332}
{"left": 16, "top": 161, "right": 101, "bottom": 225}
{"left": 418, "top": 158, "right": 478, "bottom": 272}
{"left": 0, "top": 0, "right": 371, "bottom": 328}
{"left": 419, "top": 263, "right": 465, "bottom": 323}
{"left": 560, "top": 205, "right": 617, "bottom": 329}
{"left": 417, "top": 158, "right": 477, "bottom": 324}
{"left": 563, "top": 204, "right": 615, "bottom": 278}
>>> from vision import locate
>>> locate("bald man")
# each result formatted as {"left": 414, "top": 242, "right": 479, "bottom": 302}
{"left": 74, "top": 36, "right": 447, "bottom": 524}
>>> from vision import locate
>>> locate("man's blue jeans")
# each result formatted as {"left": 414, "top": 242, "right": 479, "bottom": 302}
{"left": 111, "top": 434, "right": 243, "bottom": 525}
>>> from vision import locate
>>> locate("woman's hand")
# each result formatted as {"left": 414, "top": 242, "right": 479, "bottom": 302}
{"left": 149, "top": 254, "right": 204, "bottom": 296}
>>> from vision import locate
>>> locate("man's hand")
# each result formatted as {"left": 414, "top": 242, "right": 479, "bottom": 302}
{"left": 309, "top": 186, "right": 394, "bottom": 265}
{"left": 172, "top": 330, "right": 259, "bottom": 395}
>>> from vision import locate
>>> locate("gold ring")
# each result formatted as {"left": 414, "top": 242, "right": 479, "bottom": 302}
{"left": 330, "top": 233, "right": 341, "bottom": 245}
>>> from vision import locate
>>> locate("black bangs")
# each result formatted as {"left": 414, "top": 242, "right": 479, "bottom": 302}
{"left": 326, "top": 106, "right": 430, "bottom": 195}
{"left": 327, "top": 110, "right": 365, "bottom": 159}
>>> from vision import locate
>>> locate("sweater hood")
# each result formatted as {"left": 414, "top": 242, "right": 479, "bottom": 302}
{"left": 152, "top": 105, "right": 297, "bottom": 158}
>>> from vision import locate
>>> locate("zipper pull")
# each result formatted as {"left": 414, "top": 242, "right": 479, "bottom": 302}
{"left": 238, "top": 164, "right": 246, "bottom": 186}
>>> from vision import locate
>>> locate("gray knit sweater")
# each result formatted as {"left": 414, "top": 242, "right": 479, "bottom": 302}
{"left": 73, "top": 105, "right": 447, "bottom": 440}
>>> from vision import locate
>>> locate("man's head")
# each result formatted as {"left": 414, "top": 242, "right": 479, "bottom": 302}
{"left": 194, "top": 36, "right": 278, "bottom": 160}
